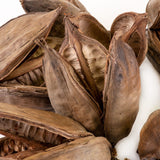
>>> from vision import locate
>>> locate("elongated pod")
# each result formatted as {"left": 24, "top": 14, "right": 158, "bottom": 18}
{"left": 37, "top": 39, "right": 104, "bottom": 136}
{"left": 103, "top": 34, "right": 141, "bottom": 145}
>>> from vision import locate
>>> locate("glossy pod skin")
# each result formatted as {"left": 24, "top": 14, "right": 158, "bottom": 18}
{"left": 138, "top": 110, "right": 160, "bottom": 159}
{"left": 24, "top": 136, "right": 112, "bottom": 160}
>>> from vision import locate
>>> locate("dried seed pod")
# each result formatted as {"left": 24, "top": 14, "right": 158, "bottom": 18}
{"left": 0, "top": 8, "right": 61, "bottom": 81}
{"left": 0, "top": 84, "right": 53, "bottom": 111}
{"left": 69, "top": 13, "right": 111, "bottom": 49}
{"left": 147, "top": 29, "right": 160, "bottom": 73}
{"left": 146, "top": 0, "right": 160, "bottom": 74}
{"left": 103, "top": 34, "right": 141, "bottom": 145}
{"left": 138, "top": 110, "right": 160, "bottom": 159}
{"left": 0, "top": 132, "right": 50, "bottom": 159}
{"left": 20, "top": 0, "right": 87, "bottom": 16}
{"left": 146, "top": 0, "right": 160, "bottom": 29}
{"left": 111, "top": 12, "right": 148, "bottom": 65}
{"left": 60, "top": 18, "right": 109, "bottom": 107}
{"left": 37, "top": 39, "right": 104, "bottom": 136}
{"left": 24, "top": 136, "right": 111, "bottom": 160}
{"left": 0, "top": 103, "right": 92, "bottom": 145}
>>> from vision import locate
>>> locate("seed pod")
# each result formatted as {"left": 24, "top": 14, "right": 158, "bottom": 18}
{"left": 103, "top": 34, "right": 141, "bottom": 145}
{"left": 37, "top": 39, "right": 104, "bottom": 136}
{"left": 0, "top": 84, "right": 53, "bottom": 111}
{"left": 60, "top": 18, "right": 109, "bottom": 108}
{"left": 24, "top": 136, "right": 111, "bottom": 160}
{"left": 20, "top": 0, "right": 87, "bottom": 16}
{"left": 111, "top": 12, "right": 148, "bottom": 66}
{"left": 146, "top": 0, "right": 160, "bottom": 74}
{"left": 138, "top": 110, "right": 160, "bottom": 159}
{"left": 0, "top": 8, "right": 61, "bottom": 81}
{"left": 146, "top": 0, "right": 160, "bottom": 29}
{"left": 69, "top": 13, "right": 111, "bottom": 49}
{"left": 0, "top": 135, "right": 46, "bottom": 159}
{"left": 0, "top": 103, "right": 92, "bottom": 146}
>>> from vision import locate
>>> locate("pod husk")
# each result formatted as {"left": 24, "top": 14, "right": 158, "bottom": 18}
{"left": 138, "top": 110, "right": 160, "bottom": 159}
{"left": 0, "top": 8, "right": 61, "bottom": 81}
{"left": 103, "top": 34, "right": 141, "bottom": 145}
{"left": 0, "top": 103, "right": 92, "bottom": 144}
{"left": 0, "top": 84, "right": 52, "bottom": 111}
{"left": 60, "top": 18, "right": 109, "bottom": 107}
{"left": 20, "top": 0, "right": 87, "bottom": 16}
{"left": 24, "top": 136, "right": 111, "bottom": 160}
{"left": 69, "top": 13, "right": 111, "bottom": 49}
{"left": 37, "top": 39, "right": 104, "bottom": 136}
{"left": 111, "top": 12, "right": 148, "bottom": 66}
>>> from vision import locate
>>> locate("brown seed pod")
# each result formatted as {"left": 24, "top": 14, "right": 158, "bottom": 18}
{"left": 36, "top": 39, "right": 104, "bottom": 136}
{"left": 0, "top": 84, "right": 53, "bottom": 111}
{"left": 69, "top": 13, "right": 111, "bottom": 49}
{"left": 24, "top": 136, "right": 112, "bottom": 160}
{"left": 0, "top": 8, "right": 61, "bottom": 81}
{"left": 103, "top": 34, "right": 141, "bottom": 145}
{"left": 138, "top": 110, "right": 160, "bottom": 159}
{"left": 111, "top": 12, "right": 148, "bottom": 66}
{"left": 146, "top": 0, "right": 160, "bottom": 29}
{"left": 20, "top": 0, "right": 87, "bottom": 16}
{"left": 146, "top": 0, "right": 160, "bottom": 74}
{"left": 0, "top": 103, "right": 92, "bottom": 145}
{"left": 60, "top": 18, "right": 109, "bottom": 107}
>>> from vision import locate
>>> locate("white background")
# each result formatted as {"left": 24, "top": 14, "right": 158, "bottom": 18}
{"left": 0, "top": 0, "right": 160, "bottom": 160}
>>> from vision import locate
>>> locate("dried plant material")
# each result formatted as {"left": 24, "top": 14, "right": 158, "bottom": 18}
{"left": 147, "top": 29, "right": 160, "bottom": 73}
{"left": 24, "top": 136, "right": 111, "bottom": 160}
{"left": 103, "top": 34, "right": 141, "bottom": 145}
{"left": 69, "top": 13, "right": 111, "bottom": 49}
{"left": 146, "top": 0, "right": 160, "bottom": 29}
{"left": 2, "top": 56, "right": 44, "bottom": 86}
{"left": 146, "top": 0, "right": 160, "bottom": 73}
{"left": 0, "top": 8, "right": 61, "bottom": 81}
{"left": 37, "top": 39, "right": 104, "bottom": 136}
{"left": 0, "top": 103, "right": 92, "bottom": 145}
{"left": 60, "top": 18, "right": 108, "bottom": 107}
{"left": 138, "top": 110, "right": 160, "bottom": 159}
{"left": 0, "top": 84, "right": 52, "bottom": 111}
{"left": 20, "top": 0, "right": 87, "bottom": 17}
{"left": 111, "top": 12, "right": 148, "bottom": 66}
{"left": 0, "top": 136, "right": 46, "bottom": 158}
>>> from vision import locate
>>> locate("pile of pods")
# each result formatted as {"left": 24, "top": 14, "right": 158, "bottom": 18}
{"left": 0, "top": 0, "right": 160, "bottom": 159}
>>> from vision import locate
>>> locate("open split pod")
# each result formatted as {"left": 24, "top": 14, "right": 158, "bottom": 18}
{"left": 110, "top": 12, "right": 148, "bottom": 66}
{"left": 37, "top": 37, "right": 104, "bottom": 136}
{"left": 0, "top": 102, "right": 94, "bottom": 159}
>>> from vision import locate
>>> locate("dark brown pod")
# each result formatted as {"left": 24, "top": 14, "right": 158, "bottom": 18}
{"left": 103, "top": 34, "right": 141, "bottom": 145}
{"left": 111, "top": 12, "right": 148, "bottom": 66}
{"left": 24, "top": 136, "right": 111, "bottom": 160}
{"left": 138, "top": 110, "right": 160, "bottom": 159}
{"left": 0, "top": 84, "right": 53, "bottom": 111}
{"left": 0, "top": 8, "right": 61, "bottom": 81}
{"left": 37, "top": 39, "right": 104, "bottom": 136}
{"left": 60, "top": 18, "right": 109, "bottom": 108}
{"left": 69, "top": 13, "right": 111, "bottom": 49}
